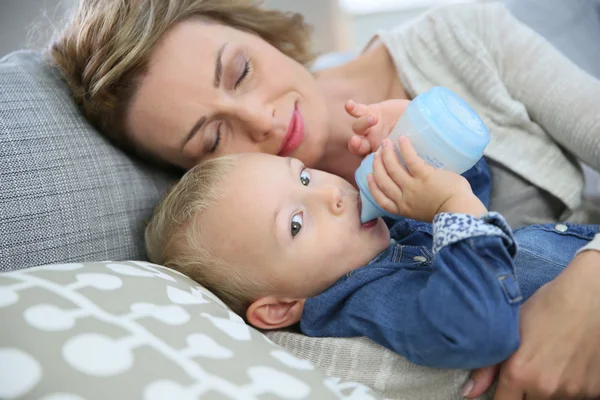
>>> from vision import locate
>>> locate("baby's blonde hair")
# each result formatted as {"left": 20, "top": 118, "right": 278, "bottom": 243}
{"left": 50, "top": 0, "right": 314, "bottom": 163}
{"left": 145, "top": 155, "right": 266, "bottom": 316}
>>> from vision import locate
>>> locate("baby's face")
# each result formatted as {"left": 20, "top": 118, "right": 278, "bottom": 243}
{"left": 199, "top": 153, "right": 390, "bottom": 299}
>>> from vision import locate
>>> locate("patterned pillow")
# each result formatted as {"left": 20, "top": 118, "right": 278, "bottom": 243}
{"left": 0, "top": 261, "right": 379, "bottom": 399}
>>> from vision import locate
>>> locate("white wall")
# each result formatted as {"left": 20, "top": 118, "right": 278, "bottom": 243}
{"left": 0, "top": 0, "right": 76, "bottom": 57}
{"left": 261, "top": 0, "right": 492, "bottom": 52}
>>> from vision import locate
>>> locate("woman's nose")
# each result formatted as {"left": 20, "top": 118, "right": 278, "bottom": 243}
{"left": 237, "top": 100, "right": 274, "bottom": 142}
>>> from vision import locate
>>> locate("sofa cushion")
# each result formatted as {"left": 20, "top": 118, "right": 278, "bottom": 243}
{"left": 0, "top": 51, "right": 176, "bottom": 272}
{"left": 0, "top": 261, "right": 379, "bottom": 399}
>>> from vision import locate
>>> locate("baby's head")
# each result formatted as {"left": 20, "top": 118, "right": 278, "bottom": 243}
{"left": 146, "top": 153, "right": 390, "bottom": 329}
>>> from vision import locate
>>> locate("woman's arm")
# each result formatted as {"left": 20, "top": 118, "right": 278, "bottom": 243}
{"left": 482, "top": 4, "right": 600, "bottom": 170}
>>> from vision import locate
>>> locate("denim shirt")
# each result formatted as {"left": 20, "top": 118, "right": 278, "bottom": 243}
{"left": 300, "top": 158, "right": 600, "bottom": 370}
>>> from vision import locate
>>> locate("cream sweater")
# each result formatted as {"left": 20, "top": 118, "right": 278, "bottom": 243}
{"left": 378, "top": 2, "right": 600, "bottom": 210}
{"left": 377, "top": 2, "right": 600, "bottom": 253}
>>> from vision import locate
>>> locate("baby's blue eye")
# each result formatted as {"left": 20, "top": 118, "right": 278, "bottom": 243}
{"left": 291, "top": 213, "right": 303, "bottom": 237}
{"left": 300, "top": 169, "right": 311, "bottom": 186}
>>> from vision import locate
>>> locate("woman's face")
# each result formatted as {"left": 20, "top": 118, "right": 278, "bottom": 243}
{"left": 126, "top": 18, "right": 330, "bottom": 170}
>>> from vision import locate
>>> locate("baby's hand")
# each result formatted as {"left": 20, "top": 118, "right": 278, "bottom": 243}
{"left": 368, "top": 137, "right": 487, "bottom": 222}
{"left": 346, "top": 99, "right": 410, "bottom": 157}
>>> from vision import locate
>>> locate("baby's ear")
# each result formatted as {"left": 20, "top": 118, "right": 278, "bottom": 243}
{"left": 246, "top": 296, "right": 305, "bottom": 330}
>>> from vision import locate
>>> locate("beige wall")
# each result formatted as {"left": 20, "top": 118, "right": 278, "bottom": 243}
{"left": 262, "top": 0, "right": 352, "bottom": 53}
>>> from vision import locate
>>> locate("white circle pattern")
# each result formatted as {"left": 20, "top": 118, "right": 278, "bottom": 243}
{"left": 62, "top": 334, "right": 133, "bottom": 377}
{"left": 0, "top": 348, "right": 42, "bottom": 399}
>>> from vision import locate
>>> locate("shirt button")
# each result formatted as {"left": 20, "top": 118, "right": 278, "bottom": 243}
{"left": 555, "top": 224, "right": 568, "bottom": 232}
{"left": 413, "top": 256, "right": 427, "bottom": 262}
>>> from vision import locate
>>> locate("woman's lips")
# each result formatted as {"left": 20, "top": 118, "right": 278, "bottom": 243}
{"left": 278, "top": 106, "right": 304, "bottom": 157}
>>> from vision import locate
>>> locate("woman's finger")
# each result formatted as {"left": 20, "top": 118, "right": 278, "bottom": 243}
{"left": 372, "top": 147, "right": 403, "bottom": 207}
{"left": 352, "top": 114, "right": 377, "bottom": 136}
{"left": 398, "top": 136, "right": 430, "bottom": 178}
{"left": 380, "top": 139, "right": 411, "bottom": 187}
{"left": 345, "top": 100, "right": 370, "bottom": 118}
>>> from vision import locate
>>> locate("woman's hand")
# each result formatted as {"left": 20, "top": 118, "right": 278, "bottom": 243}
{"left": 346, "top": 99, "right": 410, "bottom": 157}
{"left": 368, "top": 136, "right": 485, "bottom": 222}
{"left": 464, "top": 250, "right": 600, "bottom": 399}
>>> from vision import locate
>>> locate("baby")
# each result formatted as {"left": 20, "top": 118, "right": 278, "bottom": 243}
{"left": 145, "top": 100, "right": 600, "bottom": 370}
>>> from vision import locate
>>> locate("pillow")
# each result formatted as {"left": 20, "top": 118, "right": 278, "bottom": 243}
{"left": 266, "top": 332, "right": 494, "bottom": 400}
{"left": 0, "top": 50, "right": 176, "bottom": 272}
{"left": 0, "top": 261, "right": 379, "bottom": 399}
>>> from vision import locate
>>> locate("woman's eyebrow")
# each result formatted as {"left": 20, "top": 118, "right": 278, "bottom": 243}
{"left": 180, "top": 43, "right": 228, "bottom": 152}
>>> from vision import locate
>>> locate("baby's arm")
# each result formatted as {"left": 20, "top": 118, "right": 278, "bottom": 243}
{"left": 346, "top": 98, "right": 410, "bottom": 157}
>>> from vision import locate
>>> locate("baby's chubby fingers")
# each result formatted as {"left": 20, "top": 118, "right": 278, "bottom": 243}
{"left": 380, "top": 139, "right": 411, "bottom": 186}
{"left": 345, "top": 100, "right": 371, "bottom": 118}
{"left": 352, "top": 114, "right": 378, "bottom": 136}
{"left": 367, "top": 174, "right": 398, "bottom": 216}
{"left": 371, "top": 147, "right": 403, "bottom": 208}
{"left": 397, "top": 136, "right": 430, "bottom": 178}
{"left": 348, "top": 135, "right": 372, "bottom": 156}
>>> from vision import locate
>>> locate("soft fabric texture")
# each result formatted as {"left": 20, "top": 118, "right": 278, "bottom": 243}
{"left": 505, "top": 0, "right": 600, "bottom": 203}
{"left": 0, "top": 261, "right": 378, "bottom": 399}
{"left": 266, "top": 330, "right": 493, "bottom": 400}
{"left": 0, "top": 51, "right": 176, "bottom": 272}
{"left": 503, "top": 0, "right": 600, "bottom": 254}
{"left": 376, "top": 2, "right": 600, "bottom": 212}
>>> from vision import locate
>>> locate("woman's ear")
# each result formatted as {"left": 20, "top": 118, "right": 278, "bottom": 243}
{"left": 246, "top": 296, "right": 305, "bottom": 330}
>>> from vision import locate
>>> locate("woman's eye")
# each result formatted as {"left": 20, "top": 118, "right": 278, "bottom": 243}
{"left": 234, "top": 59, "right": 251, "bottom": 89}
{"left": 291, "top": 213, "right": 303, "bottom": 237}
{"left": 300, "top": 169, "right": 311, "bottom": 186}
{"left": 209, "top": 123, "right": 222, "bottom": 154}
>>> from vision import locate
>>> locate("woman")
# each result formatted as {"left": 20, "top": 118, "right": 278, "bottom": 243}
{"left": 51, "top": 0, "right": 600, "bottom": 397}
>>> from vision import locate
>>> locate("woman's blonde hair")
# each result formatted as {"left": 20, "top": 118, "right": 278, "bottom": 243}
{"left": 145, "top": 155, "right": 267, "bottom": 316}
{"left": 50, "top": 0, "right": 314, "bottom": 161}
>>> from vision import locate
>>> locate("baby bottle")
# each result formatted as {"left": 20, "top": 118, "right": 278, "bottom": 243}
{"left": 356, "top": 86, "right": 490, "bottom": 223}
